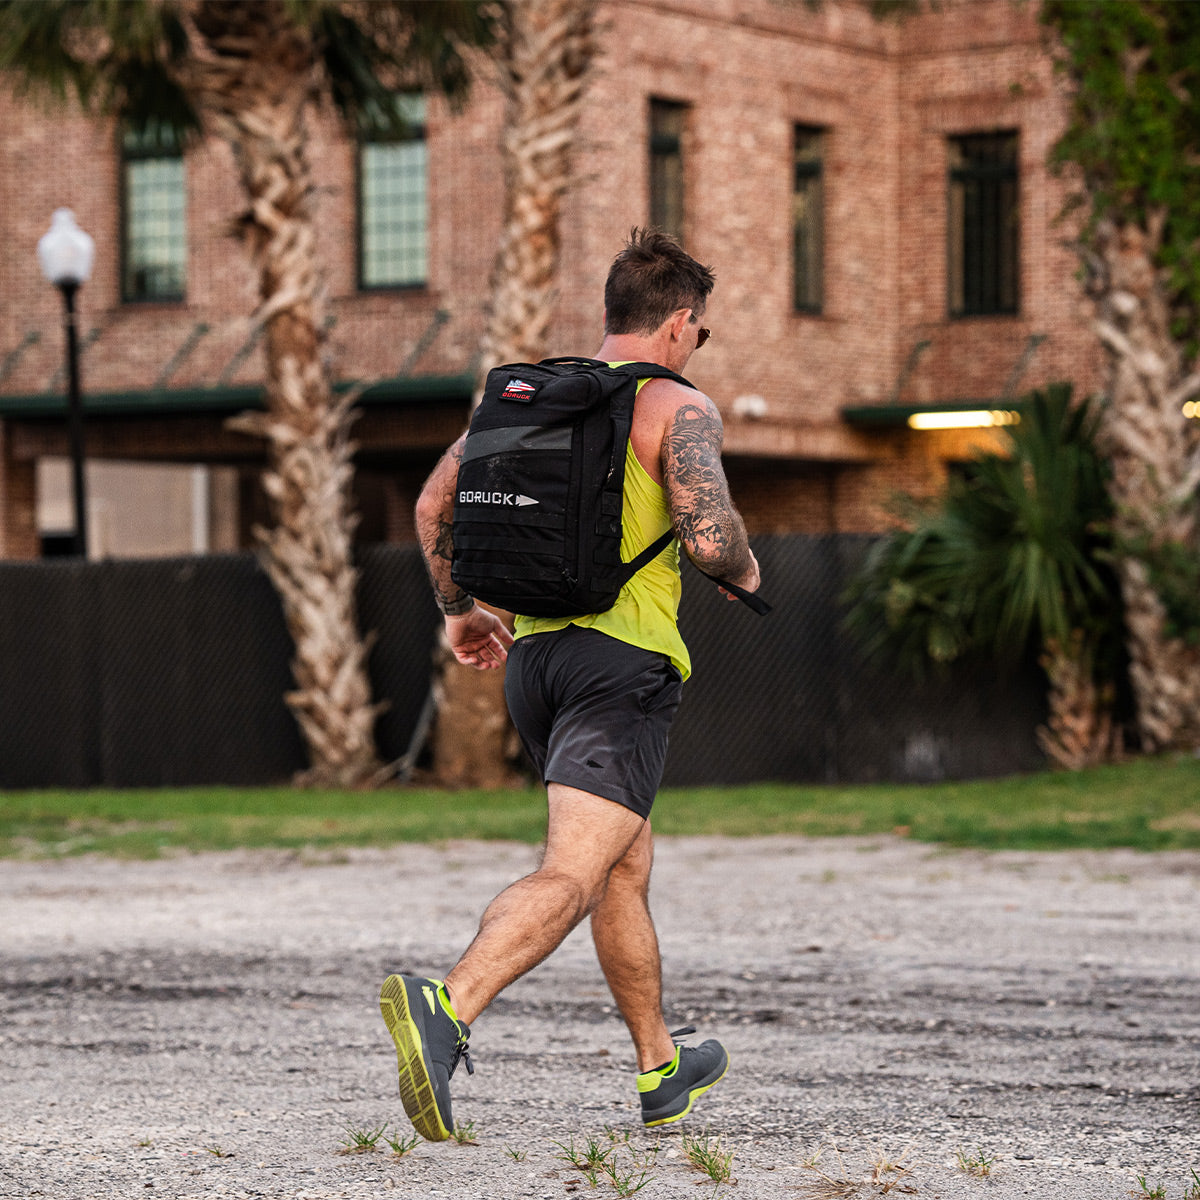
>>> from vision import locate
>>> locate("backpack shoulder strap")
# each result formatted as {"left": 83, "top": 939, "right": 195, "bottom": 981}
{"left": 536, "top": 358, "right": 771, "bottom": 615}
{"left": 606, "top": 361, "right": 696, "bottom": 389}
{"left": 538, "top": 356, "right": 608, "bottom": 370}
{"left": 535, "top": 357, "right": 696, "bottom": 390}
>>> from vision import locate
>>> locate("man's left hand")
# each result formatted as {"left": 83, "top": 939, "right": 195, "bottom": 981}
{"left": 445, "top": 604, "right": 515, "bottom": 670}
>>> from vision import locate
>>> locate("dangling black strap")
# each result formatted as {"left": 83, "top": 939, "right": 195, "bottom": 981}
{"left": 622, "top": 530, "right": 675, "bottom": 577}
{"left": 581, "top": 357, "right": 770, "bottom": 615}
{"left": 700, "top": 570, "right": 773, "bottom": 615}
{"left": 621, "top": 533, "right": 772, "bottom": 615}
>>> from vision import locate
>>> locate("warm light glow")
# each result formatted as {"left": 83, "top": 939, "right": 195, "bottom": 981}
{"left": 906, "top": 409, "right": 1021, "bottom": 431}
{"left": 1184, "top": 400, "right": 1200, "bottom": 420}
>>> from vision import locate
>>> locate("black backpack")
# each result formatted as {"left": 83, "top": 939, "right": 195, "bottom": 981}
{"left": 451, "top": 356, "right": 770, "bottom": 618}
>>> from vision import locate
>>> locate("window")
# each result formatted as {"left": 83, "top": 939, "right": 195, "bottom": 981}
{"left": 121, "top": 119, "right": 186, "bottom": 302}
{"left": 792, "top": 126, "right": 825, "bottom": 313}
{"left": 359, "top": 93, "right": 427, "bottom": 289}
{"left": 947, "top": 132, "right": 1019, "bottom": 317}
{"left": 649, "top": 99, "right": 688, "bottom": 243}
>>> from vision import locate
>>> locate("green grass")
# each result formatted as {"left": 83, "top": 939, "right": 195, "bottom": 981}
{"left": 1, "top": 755, "right": 1198, "bottom": 859}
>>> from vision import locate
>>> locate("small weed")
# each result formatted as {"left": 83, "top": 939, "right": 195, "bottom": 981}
{"left": 598, "top": 1155, "right": 655, "bottom": 1196}
{"left": 451, "top": 1120, "right": 478, "bottom": 1146}
{"left": 204, "top": 1144, "right": 233, "bottom": 1159}
{"left": 553, "top": 1132, "right": 660, "bottom": 1195}
{"left": 135, "top": 1136, "right": 153, "bottom": 1148}
{"left": 797, "top": 1140, "right": 917, "bottom": 1197}
{"left": 797, "top": 1142, "right": 860, "bottom": 1198}
{"left": 385, "top": 1129, "right": 420, "bottom": 1159}
{"left": 1130, "top": 1178, "right": 1167, "bottom": 1200}
{"left": 868, "top": 1146, "right": 914, "bottom": 1193}
{"left": 957, "top": 1147, "right": 997, "bottom": 1178}
{"left": 682, "top": 1130, "right": 735, "bottom": 1184}
{"left": 505, "top": 1145, "right": 528, "bottom": 1162}
{"left": 553, "top": 1133, "right": 615, "bottom": 1173}
{"left": 337, "top": 1122, "right": 387, "bottom": 1155}
{"left": 800, "top": 1147, "right": 826, "bottom": 1171}
{"left": 1187, "top": 1168, "right": 1200, "bottom": 1200}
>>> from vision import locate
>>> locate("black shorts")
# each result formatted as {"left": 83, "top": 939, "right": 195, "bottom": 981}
{"left": 504, "top": 625, "right": 683, "bottom": 819}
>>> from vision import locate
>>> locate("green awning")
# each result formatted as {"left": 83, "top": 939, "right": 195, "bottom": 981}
{"left": 0, "top": 371, "right": 475, "bottom": 418}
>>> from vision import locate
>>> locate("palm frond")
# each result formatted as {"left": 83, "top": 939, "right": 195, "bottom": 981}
{"left": 844, "top": 385, "right": 1123, "bottom": 680}
{"left": 302, "top": 0, "right": 500, "bottom": 128}
{"left": 0, "top": 0, "right": 199, "bottom": 136}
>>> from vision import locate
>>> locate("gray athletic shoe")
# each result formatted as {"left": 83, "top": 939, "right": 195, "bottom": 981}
{"left": 379, "top": 974, "right": 473, "bottom": 1141}
{"left": 637, "top": 1025, "right": 729, "bottom": 1127}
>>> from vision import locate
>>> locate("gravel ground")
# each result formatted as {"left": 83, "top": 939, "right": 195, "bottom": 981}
{"left": 1, "top": 835, "right": 1198, "bottom": 1200}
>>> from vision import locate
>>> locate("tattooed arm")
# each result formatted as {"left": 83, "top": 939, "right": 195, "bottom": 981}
{"left": 414, "top": 434, "right": 513, "bottom": 669}
{"left": 662, "top": 395, "right": 761, "bottom": 593}
{"left": 415, "top": 434, "right": 472, "bottom": 614}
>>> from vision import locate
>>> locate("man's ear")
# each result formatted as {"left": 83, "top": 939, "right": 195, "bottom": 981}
{"left": 668, "top": 308, "right": 691, "bottom": 342}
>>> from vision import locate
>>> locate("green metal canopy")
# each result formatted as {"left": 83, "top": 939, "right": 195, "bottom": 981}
{"left": 0, "top": 371, "right": 475, "bottom": 418}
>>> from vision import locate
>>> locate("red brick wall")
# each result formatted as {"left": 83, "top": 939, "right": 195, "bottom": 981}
{"left": 0, "top": 0, "right": 1103, "bottom": 551}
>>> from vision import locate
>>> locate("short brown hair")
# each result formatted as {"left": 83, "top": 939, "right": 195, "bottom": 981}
{"left": 604, "top": 227, "right": 715, "bottom": 335}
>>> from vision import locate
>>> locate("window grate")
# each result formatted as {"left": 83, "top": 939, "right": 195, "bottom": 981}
{"left": 121, "top": 120, "right": 186, "bottom": 303}
{"left": 948, "top": 132, "right": 1019, "bottom": 317}
{"left": 359, "top": 93, "right": 428, "bottom": 290}
{"left": 649, "top": 99, "right": 688, "bottom": 244}
{"left": 793, "top": 126, "right": 825, "bottom": 314}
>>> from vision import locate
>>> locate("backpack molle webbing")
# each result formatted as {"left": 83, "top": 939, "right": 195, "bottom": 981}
{"left": 451, "top": 358, "right": 692, "bottom": 618}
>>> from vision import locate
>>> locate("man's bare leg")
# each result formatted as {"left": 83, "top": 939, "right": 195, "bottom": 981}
{"left": 589, "top": 819, "right": 676, "bottom": 1071}
{"left": 443, "top": 783, "right": 645, "bottom": 1025}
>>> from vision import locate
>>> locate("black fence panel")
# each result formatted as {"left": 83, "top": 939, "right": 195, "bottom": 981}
{"left": 91, "top": 556, "right": 305, "bottom": 786}
{"left": 355, "top": 544, "right": 442, "bottom": 764}
{"left": 0, "top": 560, "right": 100, "bottom": 788}
{"left": 0, "top": 537, "right": 1048, "bottom": 789}
{"left": 663, "top": 535, "right": 1046, "bottom": 786}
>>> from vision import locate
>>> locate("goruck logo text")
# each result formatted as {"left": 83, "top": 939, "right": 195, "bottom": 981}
{"left": 457, "top": 491, "right": 539, "bottom": 507}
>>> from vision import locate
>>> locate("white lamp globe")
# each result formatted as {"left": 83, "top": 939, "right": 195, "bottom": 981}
{"left": 37, "top": 208, "right": 96, "bottom": 288}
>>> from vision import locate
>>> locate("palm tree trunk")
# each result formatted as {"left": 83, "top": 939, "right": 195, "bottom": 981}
{"left": 1089, "top": 214, "right": 1200, "bottom": 752}
{"left": 478, "top": 0, "right": 599, "bottom": 376}
{"left": 186, "top": 1, "right": 384, "bottom": 786}
{"left": 431, "top": 0, "right": 598, "bottom": 787}
{"left": 1036, "top": 634, "right": 1116, "bottom": 770}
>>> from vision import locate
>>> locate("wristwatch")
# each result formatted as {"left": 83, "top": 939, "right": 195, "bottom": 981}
{"left": 440, "top": 593, "right": 475, "bottom": 616}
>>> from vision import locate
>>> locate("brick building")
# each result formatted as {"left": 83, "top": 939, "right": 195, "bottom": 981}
{"left": 0, "top": 0, "right": 1100, "bottom": 560}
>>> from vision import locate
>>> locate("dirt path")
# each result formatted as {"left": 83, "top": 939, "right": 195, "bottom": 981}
{"left": 1, "top": 836, "right": 1198, "bottom": 1199}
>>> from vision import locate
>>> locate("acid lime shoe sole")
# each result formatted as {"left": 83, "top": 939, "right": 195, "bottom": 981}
{"left": 642, "top": 1052, "right": 730, "bottom": 1127}
{"left": 379, "top": 974, "right": 451, "bottom": 1142}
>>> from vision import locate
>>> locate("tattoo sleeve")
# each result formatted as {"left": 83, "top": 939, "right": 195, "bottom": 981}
{"left": 663, "top": 399, "right": 752, "bottom": 581}
{"left": 415, "top": 435, "right": 474, "bottom": 614}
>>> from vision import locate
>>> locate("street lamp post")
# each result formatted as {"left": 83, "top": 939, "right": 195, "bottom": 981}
{"left": 37, "top": 209, "right": 95, "bottom": 558}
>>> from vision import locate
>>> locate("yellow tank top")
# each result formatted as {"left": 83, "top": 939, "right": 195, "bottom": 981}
{"left": 513, "top": 381, "right": 691, "bottom": 680}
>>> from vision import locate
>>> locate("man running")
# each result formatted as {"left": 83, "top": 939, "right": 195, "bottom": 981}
{"left": 387, "top": 227, "right": 761, "bottom": 1140}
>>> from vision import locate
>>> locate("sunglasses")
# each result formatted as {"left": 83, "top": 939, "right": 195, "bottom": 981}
{"left": 696, "top": 326, "right": 711, "bottom": 349}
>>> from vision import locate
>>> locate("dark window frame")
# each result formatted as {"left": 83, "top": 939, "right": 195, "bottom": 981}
{"left": 947, "top": 130, "right": 1020, "bottom": 318}
{"left": 356, "top": 92, "right": 429, "bottom": 293}
{"left": 119, "top": 119, "right": 187, "bottom": 305}
{"left": 792, "top": 124, "right": 826, "bottom": 315}
{"left": 649, "top": 98, "right": 689, "bottom": 245}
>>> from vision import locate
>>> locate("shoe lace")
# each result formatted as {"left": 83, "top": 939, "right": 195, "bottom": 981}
{"left": 452, "top": 1025, "right": 475, "bottom": 1077}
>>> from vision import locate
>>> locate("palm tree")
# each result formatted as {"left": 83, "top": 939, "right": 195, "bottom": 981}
{"left": 844, "top": 386, "right": 1125, "bottom": 769}
{"left": 1086, "top": 217, "right": 1200, "bottom": 753}
{"left": 1042, "top": 1, "right": 1200, "bottom": 753}
{"left": 0, "top": 0, "right": 495, "bottom": 786}
{"left": 430, "top": 0, "right": 599, "bottom": 788}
